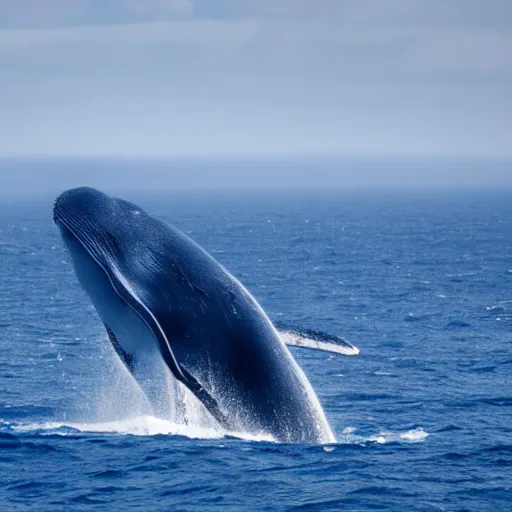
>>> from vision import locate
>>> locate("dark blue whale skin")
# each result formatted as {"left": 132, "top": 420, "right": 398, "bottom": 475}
{"left": 53, "top": 187, "right": 334, "bottom": 443}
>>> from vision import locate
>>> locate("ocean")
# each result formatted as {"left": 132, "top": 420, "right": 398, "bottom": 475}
{"left": 1, "top": 185, "right": 511, "bottom": 511}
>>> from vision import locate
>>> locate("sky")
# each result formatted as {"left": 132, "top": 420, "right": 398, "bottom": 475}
{"left": 1, "top": 0, "right": 511, "bottom": 162}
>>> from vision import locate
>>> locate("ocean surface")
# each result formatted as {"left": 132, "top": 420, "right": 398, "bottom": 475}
{"left": 1, "top": 187, "right": 511, "bottom": 511}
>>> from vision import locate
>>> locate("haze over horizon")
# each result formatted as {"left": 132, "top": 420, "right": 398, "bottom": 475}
{"left": 1, "top": 157, "right": 511, "bottom": 198}
{"left": 1, "top": 1, "right": 511, "bottom": 164}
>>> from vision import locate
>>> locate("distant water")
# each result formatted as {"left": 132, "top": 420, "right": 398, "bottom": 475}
{"left": 1, "top": 189, "right": 511, "bottom": 511}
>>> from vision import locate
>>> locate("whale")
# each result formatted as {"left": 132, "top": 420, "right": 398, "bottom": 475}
{"left": 53, "top": 187, "right": 349, "bottom": 443}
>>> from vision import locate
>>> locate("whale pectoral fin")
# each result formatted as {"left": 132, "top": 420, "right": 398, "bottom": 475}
{"left": 280, "top": 329, "right": 360, "bottom": 356}
{"left": 104, "top": 323, "right": 136, "bottom": 372}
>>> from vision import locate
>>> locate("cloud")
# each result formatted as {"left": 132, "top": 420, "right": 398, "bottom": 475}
{"left": 2, "top": 0, "right": 511, "bottom": 29}
{"left": 0, "top": 0, "right": 193, "bottom": 28}
{"left": 117, "top": 0, "right": 193, "bottom": 19}
{"left": 0, "top": 0, "right": 89, "bottom": 28}
{"left": 0, "top": 1, "right": 511, "bottom": 158}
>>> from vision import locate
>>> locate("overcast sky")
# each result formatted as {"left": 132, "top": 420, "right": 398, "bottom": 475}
{"left": 0, "top": 0, "right": 511, "bottom": 161}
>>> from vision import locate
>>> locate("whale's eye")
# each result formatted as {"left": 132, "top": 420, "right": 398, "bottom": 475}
{"left": 132, "top": 210, "right": 141, "bottom": 216}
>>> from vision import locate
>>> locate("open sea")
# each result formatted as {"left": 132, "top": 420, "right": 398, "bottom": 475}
{"left": 1, "top": 184, "right": 511, "bottom": 511}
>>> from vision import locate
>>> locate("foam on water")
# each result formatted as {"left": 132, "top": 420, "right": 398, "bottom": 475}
{"left": 7, "top": 419, "right": 428, "bottom": 447}
{"left": 337, "top": 426, "right": 429, "bottom": 445}
{"left": 10, "top": 415, "right": 275, "bottom": 442}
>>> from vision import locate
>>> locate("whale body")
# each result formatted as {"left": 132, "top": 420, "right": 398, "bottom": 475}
{"left": 53, "top": 187, "right": 336, "bottom": 443}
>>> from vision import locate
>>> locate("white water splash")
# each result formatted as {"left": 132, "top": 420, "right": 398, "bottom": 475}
{"left": 11, "top": 415, "right": 275, "bottom": 442}
{"left": 60, "top": 340, "right": 273, "bottom": 442}
{"left": 9, "top": 420, "right": 428, "bottom": 447}
{"left": 88, "top": 342, "right": 221, "bottom": 432}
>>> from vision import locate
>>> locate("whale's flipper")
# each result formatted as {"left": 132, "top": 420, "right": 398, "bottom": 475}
{"left": 280, "top": 329, "right": 360, "bottom": 356}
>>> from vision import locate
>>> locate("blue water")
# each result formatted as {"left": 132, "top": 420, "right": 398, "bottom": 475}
{"left": 1, "top": 189, "right": 511, "bottom": 511}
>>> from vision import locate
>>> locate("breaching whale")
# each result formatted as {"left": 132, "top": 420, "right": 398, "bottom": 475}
{"left": 53, "top": 187, "right": 355, "bottom": 443}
